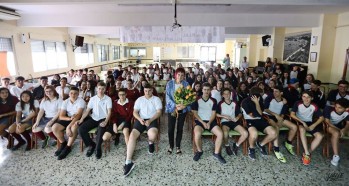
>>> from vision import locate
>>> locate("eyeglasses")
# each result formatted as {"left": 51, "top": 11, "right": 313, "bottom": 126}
{"left": 118, "top": 94, "right": 126, "bottom": 96}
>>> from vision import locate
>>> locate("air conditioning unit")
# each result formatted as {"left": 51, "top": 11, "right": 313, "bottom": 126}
{"left": 0, "top": 7, "right": 20, "bottom": 20}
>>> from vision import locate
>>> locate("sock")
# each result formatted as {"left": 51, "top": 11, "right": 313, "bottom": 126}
{"left": 47, "top": 132, "right": 57, "bottom": 140}
{"left": 257, "top": 142, "right": 264, "bottom": 147}
{"left": 286, "top": 140, "right": 292, "bottom": 145}
{"left": 274, "top": 146, "right": 280, "bottom": 152}
{"left": 125, "top": 159, "right": 132, "bottom": 165}
{"left": 236, "top": 143, "right": 240, "bottom": 147}
{"left": 333, "top": 155, "right": 339, "bottom": 158}
{"left": 11, "top": 133, "right": 25, "bottom": 144}
{"left": 21, "top": 131, "right": 32, "bottom": 147}
{"left": 225, "top": 144, "right": 230, "bottom": 147}
{"left": 149, "top": 142, "right": 153, "bottom": 145}
{"left": 34, "top": 131, "right": 46, "bottom": 140}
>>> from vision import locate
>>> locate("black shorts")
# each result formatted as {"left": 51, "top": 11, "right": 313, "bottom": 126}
{"left": 221, "top": 121, "right": 239, "bottom": 130}
{"left": 195, "top": 120, "right": 218, "bottom": 131}
{"left": 305, "top": 122, "right": 323, "bottom": 136}
{"left": 106, "top": 119, "right": 131, "bottom": 134}
{"left": 267, "top": 115, "right": 278, "bottom": 123}
{"left": 55, "top": 120, "right": 72, "bottom": 128}
{"left": 246, "top": 118, "right": 269, "bottom": 132}
{"left": 133, "top": 119, "right": 158, "bottom": 133}
{"left": 334, "top": 122, "right": 347, "bottom": 130}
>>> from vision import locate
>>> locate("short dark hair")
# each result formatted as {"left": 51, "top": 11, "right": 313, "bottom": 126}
{"left": 144, "top": 83, "right": 152, "bottom": 89}
{"left": 273, "top": 86, "right": 283, "bottom": 92}
{"left": 15, "top": 76, "right": 25, "bottom": 81}
{"left": 61, "top": 77, "right": 68, "bottom": 81}
{"left": 221, "top": 88, "right": 231, "bottom": 95}
{"left": 202, "top": 82, "right": 211, "bottom": 89}
{"left": 312, "top": 80, "right": 321, "bottom": 86}
{"left": 335, "top": 98, "right": 349, "bottom": 108}
{"left": 97, "top": 82, "right": 106, "bottom": 87}
{"left": 1, "top": 77, "right": 10, "bottom": 81}
{"left": 338, "top": 80, "right": 349, "bottom": 86}
{"left": 118, "top": 88, "right": 127, "bottom": 93}
{"left": 250, "top": 87, "right": 263, "bottom": 95}
{"left": 302, "top": 90, "right": 313, "bottom": 97}
{"left": 70, "top": 86, "right": 79, "bottom": 92}
{"left": 40, "top": 76, "right": 48, "bottom": 80}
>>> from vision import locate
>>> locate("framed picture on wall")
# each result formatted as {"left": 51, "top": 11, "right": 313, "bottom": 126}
{"left": 310, "top": 52, "right": 317, "bottom": 62}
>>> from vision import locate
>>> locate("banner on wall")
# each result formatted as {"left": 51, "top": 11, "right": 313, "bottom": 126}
{"left": 120, "top": 26, "right": 225, "bottom": 43}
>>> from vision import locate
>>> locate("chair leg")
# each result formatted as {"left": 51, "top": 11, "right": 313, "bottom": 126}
{"left": 80, "top": 140, "right": 83, "bottom": 152}
{"left": 296, "top": 130, "right": 300, "bottom": 156}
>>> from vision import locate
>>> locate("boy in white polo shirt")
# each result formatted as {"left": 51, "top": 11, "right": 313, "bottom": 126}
{"left": 55, "top": 77, "right": 70, "bottom": 100}
{"left": 123, "top": 83, "right": 162, "bottom": 177}
{"left": 191, "top": 83, "right": 226, "bottom": 164}
{"left": 52, "top": 87, "right": 86, "bottom": 160}
{"left": 10, "top": 76, "right": 33, "bottom": 99}
{"left": 77, "top": 82, "right": 112, "bottom": 159}
{"left": 290, "top": 90, "right": 324, "bottom": 166}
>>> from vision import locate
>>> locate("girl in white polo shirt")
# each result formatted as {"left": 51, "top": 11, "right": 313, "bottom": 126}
{"left": 52, "top": 87, "right": 86, "bottom": 160}
{"left": 32, "top": 86, "right": 63, "bottom": 149}
{"left": 8, "top": 91, "right": 39, "bottom": 151}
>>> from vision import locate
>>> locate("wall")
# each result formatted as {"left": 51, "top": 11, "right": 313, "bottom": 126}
{"left": 331, "top": 12, "right": 349, "bottom": 83}
{"left": 0, "top": 20, "right": 126, "bottom": 80}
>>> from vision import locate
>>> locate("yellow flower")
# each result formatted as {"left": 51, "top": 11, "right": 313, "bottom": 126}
{"left": 177, "top": 89, "right": 181, "bottom": 93}
{"left": 185, "top": 95, "right": 189, "bottom": 99}
{"left": 186, "top": 85, "right": 192, "bottom": 90}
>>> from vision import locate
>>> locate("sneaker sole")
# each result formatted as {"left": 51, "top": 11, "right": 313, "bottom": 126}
{"left": 248, "top": 155, "right": 256, "bottom": 161}
{"left": 330, "top": 160, "right": 338, "bottom": 166}
{"left": 213, "top": 156, "right": 226, "bottom": 164}
{"left": 124, "top": 164, "right": 135, "bottom": 178}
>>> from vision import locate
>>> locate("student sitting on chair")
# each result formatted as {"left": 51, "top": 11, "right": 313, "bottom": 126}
{"left": 103, "top": 88, "right": 134, "bottom": 147}
{"left": 264, "top": 86, "right": 297, "bottom": 163}
{"left": 191, "top": 83, "right": 226, "bottom": 164}
{"left": 8, "top": 91, "right": 39, "bottom": 151}
{"left": 77, "top": 82, "right": 112, "bottom": 159}
{"left": 52, "top": 87, "right": 85, "bottom": 160}
{"left": 241, "top": 87, "right": 277, "bottom": 160}
{"left": 123, "top": 83, "right": 162, "bottom": 177}
{"left": 324, "top": 98, "right": 349, "bottom": 166}
{"left": 326, "top": 80, "right": 349, "bottom": 107}
{"left": 290, "top": 90, "right": 324, "bottom": 166}
{"left": 217, "top": 88, "right": 247, "bottom": 156}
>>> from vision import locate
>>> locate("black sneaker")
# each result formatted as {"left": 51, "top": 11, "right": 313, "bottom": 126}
{"left": 123, "top": 162, "right": 135, "bottom": 177}
{"left": 148, "top": 143, "right": 155, "bottom": 154}
{"left": 248, "top": 148, "right": 256, "bottom": 160}
{"left": 86, "top": 143, "right": 96, "bottom": 157}
{"left": 54, "top": 141, "right": 67, "bottom": 156}
{"left": 193, "top": 151, "right": 203, "bottom": 161}
{"left": 96, "top": 149, "right": 102, "bottom": 159}
{"left": 57, "top": 146, "right": 71, "bottom": 160}
{"left": 225, "top": 145, "right": 233, "bottom": 156}
{"left": 11, "top": 141, "right": 25, "bottom": 151}
{"left": 41, "top": 136, "right": 50, "bottom": 149}
{"left": 114, "top": 134, "right": 120, "bottom": 146}
{"left": 232, "top": 143, "right": 238, "bottom": 156}
{"left": 256, "top": 142, "right": 268, "bottom": 156}
{"left": 213, "top": 153, "right": 227, "bottom": 164}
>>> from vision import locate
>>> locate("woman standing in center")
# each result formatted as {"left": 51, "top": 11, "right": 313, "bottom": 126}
{"left": 165, "top": 68, "right": 190, "bottom": 154}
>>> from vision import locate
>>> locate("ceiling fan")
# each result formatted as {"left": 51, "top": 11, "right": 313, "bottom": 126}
{"left": 172, "top": 0, "right": 181, "bottom": 31}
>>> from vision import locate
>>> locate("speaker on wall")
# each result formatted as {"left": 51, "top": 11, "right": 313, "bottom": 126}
{"left": 262, "top": 35, "right": 271, "bottom": 46}
{"left": 75, "top": 36, "right": 84, "bottom": 47}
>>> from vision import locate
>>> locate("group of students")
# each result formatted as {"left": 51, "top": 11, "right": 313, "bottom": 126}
{"left": 0, "top": 62, "right": 349, "bottom": 178}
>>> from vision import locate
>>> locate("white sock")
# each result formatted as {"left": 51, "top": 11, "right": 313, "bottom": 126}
{"left": 125, "top": 159, "right": 132, "bottom": 164}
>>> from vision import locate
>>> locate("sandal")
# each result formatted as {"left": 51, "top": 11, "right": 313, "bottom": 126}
{"left": 176, "top": 147, "right": 182, "bottom": 154}
{"left": 167, "top": 148, "right": 173, "bottom": 154}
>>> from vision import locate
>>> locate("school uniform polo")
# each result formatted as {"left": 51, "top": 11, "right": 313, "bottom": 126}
{"left": 241, "top": 97, "right": 269, "bottom": 132}
{"left": 217, "top": 100, "right": 240, "bottom": 129}
{"left": 211, "top": 89, "right": 222, "bottom": 104}
{"left": 134, "top": 95, "right": 162, "bottom": 119}
{"left": 15, "top": 100, "right": 39, "bottom": 125}
{"left": 191, "top": 97, "right": 218, "bottom": 131}
{"left": 39, "top": 98, "right": 63, "bottom": 118}
{"left": 323, "top": 106, "right": 349, "bottom": 129}
{"left": 264, "top": 95, "right": 288, "bottom": 122}
{"left": 10, "top": 84, "right": 32, "bottom": 99}
{"left": 87, "top": 95, "right": 112, "bottom": 121}
{"left": 61, "top": 97, "right": 86, "bottom": 117}
{"left": 292, "top": 101, "right": 323, "bottom": 135}
{"left": 327, "top": 89, "right": 349, "bottom": 106}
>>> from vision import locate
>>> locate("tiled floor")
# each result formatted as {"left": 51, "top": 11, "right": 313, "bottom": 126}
{"left": 0, "top": 114, "right": 348, "bottom": 186}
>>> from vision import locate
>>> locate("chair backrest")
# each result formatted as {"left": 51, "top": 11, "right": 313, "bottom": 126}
{"left": 155, "top": 86, "right": 165, "bottom": 94}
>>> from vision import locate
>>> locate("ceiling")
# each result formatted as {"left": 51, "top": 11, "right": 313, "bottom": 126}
{"left": 1, "top": 0, "right": 349, "bottom": 38}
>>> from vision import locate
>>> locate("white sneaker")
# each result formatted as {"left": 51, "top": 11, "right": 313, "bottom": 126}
{"left": 331, "top": 155, "right": 340, "bottom": 166}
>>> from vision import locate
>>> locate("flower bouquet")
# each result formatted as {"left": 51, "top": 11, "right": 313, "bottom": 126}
{"left": 172, "top": 85, "right": 196, "bottom": 117}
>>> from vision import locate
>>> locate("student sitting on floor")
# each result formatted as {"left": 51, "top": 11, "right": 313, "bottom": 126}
{"left": 52, "top": 87, "right": 85, "bottom": 160}
{"left": 191, "top": 83, "right": 226, "bottom": 164}
{"left": 290, "top": 90, "right": 324, "bottom": 166}
{"left": 8, "top": 91, "right": 39, "bottom": 151}
{"left": 32, "top": 86, "right": 62, "bottom": 149}
{"left": 263, "top": 86, "right": 297, "bottom": 163}
{"left": 217, "top": 88, "right": 247, "bottom": 156}
{"left": 103, "top": 88, "right": 134, "bottom": 146}
{"left": 123, "top": 83, "right": 162, "bottom": 177}
{"left": 323, "top": 98, "right": 349, "bottom": 166}
{"left": 241, "top": 87, "right": 277, "bottom": 160}
{"left": 77, "top": 82, "right": 112, "bottom": 159}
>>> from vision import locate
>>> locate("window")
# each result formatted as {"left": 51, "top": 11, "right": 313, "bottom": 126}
{"left": 75, "top": 43, "right": 94, "bottom": 66}
{"left": 129, "top": 47, "right": 146, "bottom": 57}
{"left": 200, "top": 46, "right": 216, "bottom": 62}
{"left": 31, "top": 40, "right": 68, "bottom": 72}
{"left": 97, "top": 44, "right": 109, "bottom": 62}
{"left": 112, "top": 45, "right": 120, "bottom": 60}
{"left": 177, "top": 46, "right": 195, "bottom": 58}
{"left": 0, "top": 37, "right": 16, "bottom": 76}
